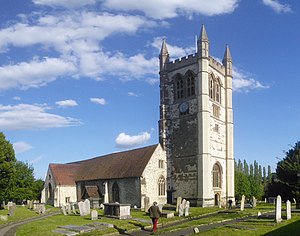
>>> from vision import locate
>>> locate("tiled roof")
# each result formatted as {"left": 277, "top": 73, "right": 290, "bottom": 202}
{"left": 74, "top": 144, "right": 158, "bottom": 181}
{"left": 49, "top": 163, "right": 80, "bottom": 185}
{"left": 49, "top": 144, "right": 159, "bottom": 185}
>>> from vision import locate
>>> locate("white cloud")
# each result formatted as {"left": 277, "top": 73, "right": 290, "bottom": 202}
{"left": 56, "top": 99, "right": 78, "bottom": 107}
{"left": 0, "top": 57, "right": 76, "bottom": 91}
{"left": 102, "top": 0, "right": 239, "bottom": 19}
{"left": 232, "top": 67, "right": 269, "bottom": 92}
{"left": 13, "top": 96, "right": 21, "bottom": 101}
{"left": 262, "top": 0, "right": 292, "bottom": 13}
{"left": 128, "top": 92, "right": 139, "bottom": 97}
{"left": 90, "top": 98, "right": 107, "bottom": 105}
{"left": 13, "top": 141, "right": 33, "bottom": 154}
{"left": 0, "top": 103, "right": 82, "bottom": 130}
{"left": 33, "top": 0, "right": 97, "bottom": 8}
{"left": 115, "top": 132, "right": 151, "bottom": 148}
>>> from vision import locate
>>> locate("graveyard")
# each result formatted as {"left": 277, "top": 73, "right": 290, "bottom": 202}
{"left": 0, "top": 197, "right": 300, "bottom": 235}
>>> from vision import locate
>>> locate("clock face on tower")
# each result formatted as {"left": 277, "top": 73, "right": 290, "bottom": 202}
{"left": 179, "top": 102, "right": 189, "bottom": 113}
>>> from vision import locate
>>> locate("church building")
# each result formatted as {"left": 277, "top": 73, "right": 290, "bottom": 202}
{"left": 41, "top": 25, "right": 234, "bottom": 208}
{"left": 159, "top": 25, "right": 235, "bottom": 207}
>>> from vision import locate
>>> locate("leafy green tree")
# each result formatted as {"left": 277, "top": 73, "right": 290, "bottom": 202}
{"left": 243, "top": 159, "right": 249, "bottom": 176}
{"left": 32, "top": 179, "right": 45, "bottom": 200}
{"left": 250, "top": 164, "right": 254, "bottom": 177}
{"left": 276, "top": 142, "right": 300, "bottom": 209}
{"left": 0, "top": 132, "right": 16, "bottom": 201}
{"left": 235, "top": 171, "right": 251, "bottom": 200}
{"left": 8, "top": 161, "right": 35, "bottom": 201}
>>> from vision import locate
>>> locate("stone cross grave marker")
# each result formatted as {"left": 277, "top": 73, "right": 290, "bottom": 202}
{"left": 176, "top": 197, "right": 182, "bottom": 212}
{"left": 275, "top": 195, "right": 282, "bottom": 223}
{"left": 91, "top": 210, "right": 98, "bottom": 220}
{"left": 286, "top": 200, "right": 291, "bottom": 220}
{"left": 240, "top": 195, "right": 245, "bottom": 211}
{"left": 184, "top": 201, "right": 190, "bottom": 216}
{"left": 144, "top": 196, "right": 150, "bottom": 212}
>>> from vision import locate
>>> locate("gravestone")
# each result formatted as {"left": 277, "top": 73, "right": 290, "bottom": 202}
{"left": 9, "top": 205, "right": 15, "bottom": 217}
{"left": 184, "top": 201, "right": 190, "bottom": 216}
{"left": 275, "top": 195, "right": 282, "bottom": 223}
{"left": 178, "top": 204, "right": 184, "bottom": 217}
{"left": 194, "top": 227, "right": 200, "bottom": 234}
{"left": 240, "top": 195, "right": 245, "bottom": 211}
{"left": 252, "top": 196, "right": 257, "bottom": 208}
{"left": 144, "top": 196, "right": 150, "bottom": 212}
{"left": 78, "top": 201, "right": 87, "bottom": 216}
{"left": 91, "top": 210, "right": 98, "bottom": 220}
{"left": 61, "top": 205, "right": 67, "bottom": 215}
{"left": 182, "top": 199, "right": 187, "bottom": 210}
{"left": 84, "top": 199, "right": 91, "bottom": 215}
{"left": 176, "top": 197, "right": 182, "bottom": 212}
{"left": 36, "top": 204, "right": 46, "bottom": 214}
{"left": 286, "top": 200, "right": 291, "bottom": 220}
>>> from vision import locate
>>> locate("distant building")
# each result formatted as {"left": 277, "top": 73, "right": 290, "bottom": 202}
{"left": 159, "top": 25, "right": 235, "bottom": 207}
{"left": 41, "top": 144, "right": 166, "bottom": 208}
{"left": 42, "top": 24, "right": 234, "bottom": 208}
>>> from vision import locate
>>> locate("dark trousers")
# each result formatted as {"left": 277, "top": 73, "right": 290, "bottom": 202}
{"left": 151, "top": 218, "right": 158, "bottom": 232}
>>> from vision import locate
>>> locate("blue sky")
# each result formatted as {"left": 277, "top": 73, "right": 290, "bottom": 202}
{"left": 0, "top": 0, "right": 298, "bottom": 179}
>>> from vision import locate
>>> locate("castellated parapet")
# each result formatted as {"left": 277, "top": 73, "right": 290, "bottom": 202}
{"left": 167, "top": 53, "right": 225, "bottom": 75}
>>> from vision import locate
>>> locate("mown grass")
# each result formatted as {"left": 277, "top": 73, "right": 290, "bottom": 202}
{"left": 12, "top": 203, "right": 299, "bottom": 236}
{"left": 191, "top": 214, "right": 300, "bottom": 236}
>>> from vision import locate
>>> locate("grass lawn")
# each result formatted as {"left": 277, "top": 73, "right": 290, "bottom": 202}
{"left": 11, "top": 203, "right": 300, "bottom": 236}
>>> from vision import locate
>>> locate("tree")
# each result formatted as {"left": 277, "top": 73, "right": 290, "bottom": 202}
{"left": 276, "top": 142, "right": 300, "bottom": 209}
{"left": 8, "top": 161, "right": 35, "bottom": 201}
{"left": 235, "top": 171, "right": 251, "bottom": 200}
{"left": 243, "top": 159, "right": 249, "bottom": 176}
{"left": 0, "top": 132, "right": 16, "bottom": 201}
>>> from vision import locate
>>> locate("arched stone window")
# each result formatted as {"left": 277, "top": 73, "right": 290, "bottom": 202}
{"left": 48, "top": 183, "right": 53, "bottom": 199}
{"left": 112, "top": 182, "right": 120, "bottom": 203}
{"left": 212, "top": 163, "right": 222, "bottom": 188}
{"left": 158, "top": 176, "right": 166, "bottom": 196}
{"left": 186, "top": 72, "right": 195, "bottom": 97}
{"left": 176, "top": 77, "right": 184, "bottom": 99}
{"left": 209, "top": 74, "right": 221, "bottom": 104}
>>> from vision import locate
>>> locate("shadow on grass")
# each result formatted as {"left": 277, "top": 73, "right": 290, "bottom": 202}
{"left": 264, "top": 220, "right": 300, "bottom": 235}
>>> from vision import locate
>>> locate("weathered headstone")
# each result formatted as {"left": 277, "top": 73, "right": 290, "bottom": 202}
{"left": 182, "top": 199, "right": 187, "bottom": 209}
{"left": 240, "top": 195, "right": 245, "bottom": 211}
{"left": 184, "top": 201, "right": 190, "bottom": 216}
{"left": 36, "top": 204, "right": 46, "bottom": 214}
{"left": 176, "top": 197, "right": 182, "bottom": 212}
{"left": 178, "top": 204, "right": 184, "bottom": 217}
{"left": 252, "top": 196, "right": 257, "bottom": 208}
{"left": 84, "top": 199, "right": 91, "bottom": 215}
{"left": 275, "top": 195, "right": 282, "bottom": 223}
{"left": 91, "top": 210, "right": 98, "bottom": 220}
{"left": 194, "top": 227, "right": 200, "bottom": 234}
{"left": 61, "top": 205, "right": 67, "bottom": 215}
{"left": 286, "top": 200, "right": 291, "bottom": 220}
{"left": 144, "top": 196, "right": 150, "bottom": 212}
{"left": 78, "top": 201, "right": 86, "bottom": 216}
{"left": 9, "top": 205, "right": 15, "bottom": 217}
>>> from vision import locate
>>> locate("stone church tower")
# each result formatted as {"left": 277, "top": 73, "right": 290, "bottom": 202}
{"left": 159, "top": 25, "right": 235, "bottom": 207}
